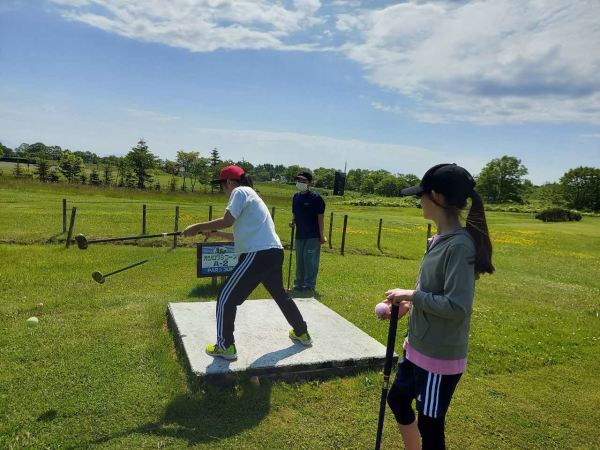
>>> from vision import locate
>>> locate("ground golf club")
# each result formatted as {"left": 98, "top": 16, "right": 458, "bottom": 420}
{"left": 375, "top": 303, "right": 400, "bottom": 450}
{"left": 92, "top": 259, "right": 150, "bottom": 283}
{"left": 75, "top": 231, "right": 181, "bottom": 249}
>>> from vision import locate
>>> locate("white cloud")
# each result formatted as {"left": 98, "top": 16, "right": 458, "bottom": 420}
{"left": 342, "top": 1, "right": 600, "bottom": 124}
{"left": 49, "top": 0, "right": 600, "bottom": 125}
{"left": 52, "top": 0, "right": 326, "bottom": 52}
{"left": 123, "top": 108, "right": 180, "bottom": 122}
{"left": 370, "top": 101, "right": 400, "bottom": 114}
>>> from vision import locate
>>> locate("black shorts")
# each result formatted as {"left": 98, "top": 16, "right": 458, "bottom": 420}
{"left": 388, "top": 355, "right": 462, "bottom": 423}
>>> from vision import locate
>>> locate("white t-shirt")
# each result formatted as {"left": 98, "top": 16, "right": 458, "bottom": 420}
{"left": 226, "top": 186, "right": 282, "bottom": 254}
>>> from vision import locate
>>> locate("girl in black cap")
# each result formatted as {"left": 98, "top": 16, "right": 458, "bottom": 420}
{"left": 381, "top": 163, "right": 494, "bottom": 450}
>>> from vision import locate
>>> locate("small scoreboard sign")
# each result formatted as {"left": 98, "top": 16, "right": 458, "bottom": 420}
{"left": 196, "top": 242, "right": 238, "bottom": 277}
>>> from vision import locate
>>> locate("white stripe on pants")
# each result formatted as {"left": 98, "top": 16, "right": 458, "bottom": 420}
{"left": 216, "top": 252, "right": 256, "bottom": 348}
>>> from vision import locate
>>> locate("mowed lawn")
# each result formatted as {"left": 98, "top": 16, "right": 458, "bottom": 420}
{"left": 1, "top": 180, "right": 599, "bottom": 449}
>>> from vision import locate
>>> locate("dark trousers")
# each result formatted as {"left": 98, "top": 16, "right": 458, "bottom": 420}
{"left": 216, "top": 248, "right": 308, "bottom": 348}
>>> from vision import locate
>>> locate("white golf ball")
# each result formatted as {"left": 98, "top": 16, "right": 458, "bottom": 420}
{"left": 26, "top": 316, "right": 39, "bottom": 326}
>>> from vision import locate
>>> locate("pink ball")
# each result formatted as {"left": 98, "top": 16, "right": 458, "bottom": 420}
{"left": 375, "top": 302, "right": 390, "bottom": 319}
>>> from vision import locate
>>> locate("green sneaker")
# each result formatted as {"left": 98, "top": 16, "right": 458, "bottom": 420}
{"left": 205, "top": 343, "right": 237, "bottom": 360}
{"left": 289, "top": 329, "right": 312, "bottom": 346}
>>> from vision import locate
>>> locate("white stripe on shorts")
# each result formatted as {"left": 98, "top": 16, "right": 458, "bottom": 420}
{"left": 424, "top": 372, "right": 432, "bottom": 416}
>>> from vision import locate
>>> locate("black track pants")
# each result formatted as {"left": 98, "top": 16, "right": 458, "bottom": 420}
{"left": 215, "top": 248, "right": 308, "bottom": 348}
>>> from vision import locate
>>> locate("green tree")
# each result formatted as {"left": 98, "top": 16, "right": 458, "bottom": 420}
{"left": 89, "top": 168, "right": 101, "bottom": 186}
{"left": 560, "top": 167, "right": 600, "bottom": 211}
{"left": 27, "top": 142, "right": 49, "bottom": 159}
{"left": 116, "top": 157, "right": 131, "bottom": 187}
{"left": 209, "top": 148, "right": 221, "bottom": 169}
{"left": 126, "top": 139, "right": 156, "bottom": 189}
{"left": 176, "top": 151, "right": 200, "bottom": 192}
{"left": 0, "top": 142, "right": 14, "bottom": 157}
{"left": 103, "top": 166, "right": 113, "bottom": 186}
{"left": 46, "top": 145, "right": 62, "bottom": 160}
{"left": 164, "top": 160, "right": 178, "bottom": 175}
{"left": 36, "top": 159, "right": 50, "bottom": 182}
{"left": 374, "top": 175, "right": 401, "bottom": 197}
{"left": 13, "top": 162, "right": 23, "bottom": 177}
{"left": 58, "top": 150, "right": 84, "bottom": 183}
{"left": 73, "top": 150, "right": 99, "bottom": 164}
{"left": 346, "top": 169, "right": 369, "bottom": 192}
{"left": 313, "top": 168, "right": 335, "bottom": 189}
{"left": 398, "top": 173, "right": 419, "bottom": 188}
{"left": 360, "top": 177, "right": 375, "bottom": 194}
{"left": 253, "top": 163, "right": 274, "bottom": 181}
{"left": 477, "top": 156, "right": 529, "bottom": 203}
{"left": 169, "top": 176, "right": 178, "bottom": 192}
{"left": 15, "top": 143, "right": 30, "bottom": 154}
{"left": 191, "top": 157, "right": 210, "bottom": 192}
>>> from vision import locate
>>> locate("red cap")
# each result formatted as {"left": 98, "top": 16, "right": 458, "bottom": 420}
{"left": 212, "top": 165, "right": 244, "bottom": 184}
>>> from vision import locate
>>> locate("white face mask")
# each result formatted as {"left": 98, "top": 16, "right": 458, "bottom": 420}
{"left": 295, "top": 181, "right": 308, "bottom": 192}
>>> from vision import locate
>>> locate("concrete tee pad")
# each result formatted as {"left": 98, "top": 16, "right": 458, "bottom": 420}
{"left": 167, "top": 298, "right": 391, "bottom": 382}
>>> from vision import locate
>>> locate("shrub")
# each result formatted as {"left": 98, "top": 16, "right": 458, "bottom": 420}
{"left": 535, "top": 208, "right": 582, "bottom": 222}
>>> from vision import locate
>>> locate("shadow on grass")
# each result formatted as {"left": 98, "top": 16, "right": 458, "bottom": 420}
{"left": 188, "top": 283, "right": 221, "bottom": 298}
{"left": 85, "top": 382, "right": 272, "bottom": 447}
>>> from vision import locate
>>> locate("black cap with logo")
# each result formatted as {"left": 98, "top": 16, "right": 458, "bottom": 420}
{"left": 401, "top": 163, "right": 475, "bottom": 203}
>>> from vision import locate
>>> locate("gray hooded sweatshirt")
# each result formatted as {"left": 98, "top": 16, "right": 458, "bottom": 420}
{"left": 409, "top": 229, "right": 476, "bottom": 360}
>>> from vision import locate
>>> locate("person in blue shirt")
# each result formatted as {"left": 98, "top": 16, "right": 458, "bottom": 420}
{"left": 290, "top": 171, "right": 326, "bottom": 291}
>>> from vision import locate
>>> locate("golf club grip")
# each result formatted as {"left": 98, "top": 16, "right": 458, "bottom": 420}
{"left": 88, "top": 232, "right": 181, "bottom": 244}
{"left": 375, "top": 303, "right": 400, "bottom": 450}
{"left": 103, "top": 259, "right": 149, "bottom": 277}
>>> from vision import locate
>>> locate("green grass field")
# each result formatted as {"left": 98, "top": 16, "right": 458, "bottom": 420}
{"left": 1, "top": 179, "right": 599, "bottom": 449}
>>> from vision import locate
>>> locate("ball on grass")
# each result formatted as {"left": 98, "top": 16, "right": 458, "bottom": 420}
{"left": 374, "top": 302, "right": 390, "bottom": 320}
{"left": 26, "top": 316, "right": 39, "bottom": 326}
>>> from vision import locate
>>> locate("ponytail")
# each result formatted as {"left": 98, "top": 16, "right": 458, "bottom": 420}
{"left": 466, "top": 190, "right": 495, "bottom": 275}
{"left": 240, "top": 173, "right": 254, "bottom": 189}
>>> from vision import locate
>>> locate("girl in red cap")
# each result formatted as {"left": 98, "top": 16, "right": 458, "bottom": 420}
{"left": 182, "top": 165, "right": 311, "bottom": 360}
{"left": 381, "top": 163, "right": 494, "bottom": 450}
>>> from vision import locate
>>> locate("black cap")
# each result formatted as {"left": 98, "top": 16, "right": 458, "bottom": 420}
{"left": 401, "top": 163, "right": 475, "bottom": 202}
{"left": 295, "top": 171, "right": 313, "bottom": 182}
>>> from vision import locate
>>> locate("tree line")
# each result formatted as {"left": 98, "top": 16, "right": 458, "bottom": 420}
{"left": 1, "top": 141, "right": 598, "bottom": 211}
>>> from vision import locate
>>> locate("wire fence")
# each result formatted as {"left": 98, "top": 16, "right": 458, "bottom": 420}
{"left": 1, "top": 198, "right": 431, "bottom": 260}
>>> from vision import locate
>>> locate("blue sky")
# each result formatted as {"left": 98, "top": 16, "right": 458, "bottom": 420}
{"left": 1, "top": 0, "right": 599, "bottom": 184}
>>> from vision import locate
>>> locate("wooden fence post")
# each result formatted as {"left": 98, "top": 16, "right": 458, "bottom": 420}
{"left": 377, "top": 218, "right": 383, "bottom": 252}
{"left": 209, "top": 205, "right": 213, "bottom": 221}
{"left": 173, "top": 206, "right": 179, "bottom": 248}
{"left": 142, "top": 204, "right": 147, "bottom": 235}
{"left": 341, "top": 214, "right": 348, "bottom": 255}
{"left": 65, "top": 207, "right": 77, "bottom": 248}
